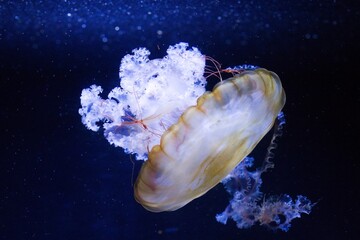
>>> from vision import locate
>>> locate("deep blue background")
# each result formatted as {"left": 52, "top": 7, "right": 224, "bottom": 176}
{"left": 1, "top": 1, "right": 358, "bottom": 239}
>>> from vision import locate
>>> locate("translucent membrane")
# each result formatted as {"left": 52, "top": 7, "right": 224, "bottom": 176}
{"left": 134, "top": 68, "right": 286, "bottom": 212}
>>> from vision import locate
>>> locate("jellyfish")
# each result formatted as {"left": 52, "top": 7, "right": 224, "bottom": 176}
{"left": 79, "top": 43, "right": 312, "bottom": 229}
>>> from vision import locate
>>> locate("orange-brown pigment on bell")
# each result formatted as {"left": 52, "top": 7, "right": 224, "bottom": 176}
{"left": 134, "top": 68, "right": 286, "bottom": 212}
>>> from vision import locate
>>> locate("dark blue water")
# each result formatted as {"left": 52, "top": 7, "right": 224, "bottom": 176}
{"left": 1, "top": 1, "right": 358, "bottom": 239}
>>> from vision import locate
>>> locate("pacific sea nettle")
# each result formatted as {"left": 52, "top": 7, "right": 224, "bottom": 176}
{"left": 78, "top": 43, "right": 285, "bottom": 212}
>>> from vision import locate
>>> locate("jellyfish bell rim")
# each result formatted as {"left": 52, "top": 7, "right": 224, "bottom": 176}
{"left": 134, "top": 68, "right": 286, "bottom": 212}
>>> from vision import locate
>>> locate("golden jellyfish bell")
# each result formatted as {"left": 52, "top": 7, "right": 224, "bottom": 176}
{"left": 134, "top": 68, "right": 286, "bottom": 212}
